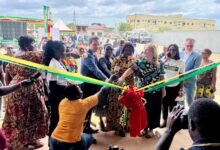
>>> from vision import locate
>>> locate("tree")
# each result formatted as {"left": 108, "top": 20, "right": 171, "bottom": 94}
{"left": 118, "top": 23, "right": 133, "bottom": 31}
{"left": 67, "top": 23, "right": 76, "bottom": 30}
{"left": 106, "top": 27, "right": 114, "bottom": 32}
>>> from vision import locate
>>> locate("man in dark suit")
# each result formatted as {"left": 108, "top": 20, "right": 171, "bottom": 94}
{"left": 81, "top": 36, "right": 108, "bottom": 133}
{"left": 180, "top": 38, "right": 201, "bottom": 106}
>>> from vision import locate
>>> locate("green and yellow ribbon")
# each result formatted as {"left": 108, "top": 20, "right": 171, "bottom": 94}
{"left": 0, "top": 54, "right": 219, "bottom": 92}
{"left": 0, "top": 54, "right": 123, "bottom": 89}
{"left": 137, "top": 62, "right": 220, "bottom": 92}
{"left": 144, "top": 62, "right": 220, "bottom": 92}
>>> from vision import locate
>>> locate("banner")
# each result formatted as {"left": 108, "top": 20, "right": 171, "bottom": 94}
{"left": 43, "top": 6, "right": 49, "bottom": 33}
{"left": 37, "top": 28, "right": 46, "bottom": 41}
{"left": 51, "top": 28, "right": 60, "bottom": 40}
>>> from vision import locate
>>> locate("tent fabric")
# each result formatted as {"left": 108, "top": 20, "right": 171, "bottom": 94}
{"left": 53, "top": 19, "right": 74, "bottom": 32}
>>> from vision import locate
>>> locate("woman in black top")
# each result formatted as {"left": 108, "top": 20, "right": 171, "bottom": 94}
{"left": 43, "top": 40, "right": 67, "bottom": 138}
{"left": 98, "top": 44, "right": 114, "bottom": 78}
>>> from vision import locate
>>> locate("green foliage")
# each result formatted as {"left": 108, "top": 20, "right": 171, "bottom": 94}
{"left": 106, "top": 27, "right": 114, "bottom": 32}
{"left": 67, "top": 23, "right": 76, "bottom": 30}
{"left": 118, "top": 23, "right": 133, "bottom": 31}
{"left": 158, "top": 26, "right": 172, "bottom": 32}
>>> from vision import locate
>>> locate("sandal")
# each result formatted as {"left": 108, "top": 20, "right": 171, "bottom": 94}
{"left": 28, "top": 141, "right": 44, "bottom": 149}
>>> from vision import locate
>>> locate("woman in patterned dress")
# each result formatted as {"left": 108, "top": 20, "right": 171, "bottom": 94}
{"left": 2, "top": 36, "right": 48, "bottom": 149}
{"left": 196, "top": 49, "right": 217, "bottom": 99}
{"left": 118, "top": 44, "right": 166, "bottom": 138}
{"left": 0, "top": 79, "right": 34, "bottom": 150}
{"left": 105, "top": 42, "right": 135, "bottom": 137}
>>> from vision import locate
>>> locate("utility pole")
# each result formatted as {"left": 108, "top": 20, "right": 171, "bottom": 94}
{"left": 134, "top": 13, "right": 137, "bottom": 30}
{"left": 73, "top": 9, "right": 76, "bottom": 30}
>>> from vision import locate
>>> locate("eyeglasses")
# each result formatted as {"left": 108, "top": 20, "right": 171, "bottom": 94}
{"left": 201, "top": 52, "right": 210, "bottom": 55}
{"left": 186, "top": 45, "right": 193, "bottom": 48}
{"left": 7, "top": 47, "right": 13, "bottom": 50}
{"left": 106, "top": 48, "right": 113, "bottom": 51}
{"left": 168, "top": 48, "right": 176, "bottom": 51}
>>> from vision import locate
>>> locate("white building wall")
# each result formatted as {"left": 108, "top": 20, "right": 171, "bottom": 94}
{"left": 151, "top": 30, "right": 220, "bottom": 53}
{"left": 87, "top": 29, "right": 104, "bottom": 37}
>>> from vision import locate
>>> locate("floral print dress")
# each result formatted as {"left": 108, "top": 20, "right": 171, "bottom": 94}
{"left": 106, "top": 56, "right": 134, "bottom": 131}
{"left": 61, "top": 57, "right": 78, "bottom": 73}
{"left": 196, "top": 64, "right": 215, "bottom": 99}
{"left": 2, "top": 51, "right": 48, "bottom": 149}
{"left": 132, "top": 58, "right": 165, "bottom": 129}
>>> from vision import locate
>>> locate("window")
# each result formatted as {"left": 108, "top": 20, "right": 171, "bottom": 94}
{"left": 182, "top": 22, "right": 185, "bottom": 26}
{"left": 137, "top": 20, "right": 140, "bottom": 23}
{"left": 164, "top": 21, "right": 167, "bottom": 24}
{"left": 170, "top": 22, "right": 172, "bottom": 24}
{"left": 192, "top": 23, "right": 194, "bottom": 25}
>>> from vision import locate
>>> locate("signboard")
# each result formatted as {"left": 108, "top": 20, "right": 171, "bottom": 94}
{"left": 51, "top": 28, "right": 60, "bottom": 40}
{"left": 37, "top": 28, "right": 46, "bottom": 41}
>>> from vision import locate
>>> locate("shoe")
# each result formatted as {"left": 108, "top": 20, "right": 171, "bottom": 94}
{"left": 155, "top": 131, "right": 162, "bottom": 138}
{"left": 145, "top": 130, "right": 154, "bottom": 138}
{"left": 124, "top": 126, "right": 130, "bottom": 132}
{"left": 84, "top": 127, "right": 99, "bottom": 134}
{"left": 140, "top": 129, "right": 147, "bottom": 137}
{"left": 93, "top": 138, "right": 97, "bottom": 144}
{"left": 116, "top": 130, "right": 126, "bottom": 137}
{"left": 160, "top": 120, "right": 167, "bottom": 128}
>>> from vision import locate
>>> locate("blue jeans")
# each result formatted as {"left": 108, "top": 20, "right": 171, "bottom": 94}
{"left": 183, "top": 82, "right": 196, "bottom": 106}
{"left": 50, "top": 134, "right": 94, "bottom": 150}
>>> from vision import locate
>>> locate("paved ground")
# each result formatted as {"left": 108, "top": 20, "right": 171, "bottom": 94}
{"left": 38, "top": 116, "right": 192, "bottom": 150}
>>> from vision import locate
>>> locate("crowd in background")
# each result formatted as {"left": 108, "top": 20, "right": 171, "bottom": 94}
{"left": 0, "top": 35, "right": 218, "bottom": 150}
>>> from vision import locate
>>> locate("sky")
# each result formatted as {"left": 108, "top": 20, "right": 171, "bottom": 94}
{"left": 1, "top": 0, "right": 220, "bottom": 29}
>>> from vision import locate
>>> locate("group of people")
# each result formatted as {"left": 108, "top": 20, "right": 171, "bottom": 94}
{"left": 0, "top": 35, "right": 218, "bottom": 150}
